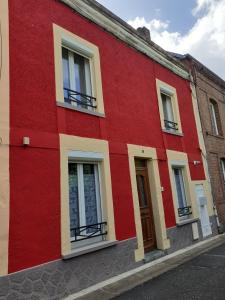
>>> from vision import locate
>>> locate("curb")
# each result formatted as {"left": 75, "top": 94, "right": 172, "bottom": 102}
{"left": 65, "top": 234, "right": 225, "bottom": 300}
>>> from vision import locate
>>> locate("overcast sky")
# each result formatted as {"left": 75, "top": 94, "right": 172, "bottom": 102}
{"left": 97, "top": 0, "right": 225, "bottom": 80}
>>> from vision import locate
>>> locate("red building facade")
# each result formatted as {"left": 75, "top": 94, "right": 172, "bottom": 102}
{"left": 0, "top": 0, "right": 218, "bottom": 298}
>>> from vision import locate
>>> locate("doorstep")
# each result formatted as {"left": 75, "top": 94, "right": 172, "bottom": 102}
{"left": 64, "top": 234, "right": 225, "bottom": 300}
{"left": 144, "top": 249, "right": 166, "bottom": 263}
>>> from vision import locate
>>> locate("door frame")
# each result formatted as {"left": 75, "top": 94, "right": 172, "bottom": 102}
{"left": 128, "top": 144, "right": 170, "bottom": 262}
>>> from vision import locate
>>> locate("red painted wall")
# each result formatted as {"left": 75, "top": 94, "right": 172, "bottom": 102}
{"left": 8, "top": 0, "right": 205, "bottom": 272}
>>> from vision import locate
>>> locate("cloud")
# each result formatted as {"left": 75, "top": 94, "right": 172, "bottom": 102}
{"left": 129, "top": 17, "right": 169, "bottom": 31}
{"left": 128, "top": 0, "right": 225, "bottom": 80}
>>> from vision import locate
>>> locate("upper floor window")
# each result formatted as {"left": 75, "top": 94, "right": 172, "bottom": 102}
{"left": 156, "top": 79, "right": 182, "bottom": 135}
{"left": 62, "top": 47, "right": 96, "bottom": 110}
{"left": 53, "top": 24, "right": 105, "bottom": 116}
{"left": 161, "top": 92, "right": 178, "bottom": 131}
{"left": 209, "top": 99, "right": 222, "bottom": 136}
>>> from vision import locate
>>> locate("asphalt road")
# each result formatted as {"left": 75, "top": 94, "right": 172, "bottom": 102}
{"left": 114, "top": 242, "right": 225, "bottom": 300}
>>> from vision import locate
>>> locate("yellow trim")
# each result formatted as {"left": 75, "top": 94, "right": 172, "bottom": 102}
{"left": 156, "top": 79, "right": 182, "bottom": 134}
{"left": 190, "top": 81, "right": 214, "bottom": 216}
{"left": 53, "top": 24, "right": 105, "bottom": 114}
{"left": 0, "top": 0, "right": 9, "bottom": 276}
{"left": 128, "top": 144, "right": 170, "bottom": 262}
{"left": 166, "top": 150, "right": 199, "bottom": 223}
{"left": 60, "top": 134, "right": 115, "bottom": 255}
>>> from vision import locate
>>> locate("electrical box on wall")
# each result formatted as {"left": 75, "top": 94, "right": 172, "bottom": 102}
{"left": 23, "top": 137, "right": 30, "bottom": 146}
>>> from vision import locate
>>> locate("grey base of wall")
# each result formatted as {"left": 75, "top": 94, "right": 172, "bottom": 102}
{"left": 0, "top": 239, "right": 139, "bottom": 300}
{"left": 218, "top": 221, "right": 225, "bottom": 233}
{"left": 167, "top": 216, "right": 218, "bottom": 254}
{"left": 0, "top": 216, "right": 218, "bottom": 300}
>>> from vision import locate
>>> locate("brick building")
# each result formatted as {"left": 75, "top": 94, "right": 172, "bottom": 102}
{"left": 173, "top": 54, "right": 225, "bottom": 231}
{"left": 0, "top": 0, "right": 218, "bottom": 298}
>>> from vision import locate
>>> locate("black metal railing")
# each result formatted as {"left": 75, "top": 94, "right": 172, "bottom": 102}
{"left": 64, "top": 87, "right": 97, "bottom": 109}
{"left": 70, "top": 222, "right": 107, "bottom": 243}
{"left": 178, "top": 206, "right": 192, "bottom": 218}
{"left": 164, "top": 120, "right": 178, "bottom": 131}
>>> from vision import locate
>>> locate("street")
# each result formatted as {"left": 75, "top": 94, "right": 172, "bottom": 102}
{"left": 114, "top": 242, "right": 225, "bottom": 300}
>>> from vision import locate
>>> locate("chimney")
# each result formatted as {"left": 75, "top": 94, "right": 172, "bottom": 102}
{"left": 137, "top": 26, "right": 151, "bottom": 42}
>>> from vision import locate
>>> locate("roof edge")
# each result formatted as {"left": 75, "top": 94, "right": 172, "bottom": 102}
{"left": 59, "top": 0, "right": 190, "bottom": 80}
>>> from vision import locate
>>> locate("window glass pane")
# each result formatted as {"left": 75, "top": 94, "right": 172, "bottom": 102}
{"left": 83, "top": 164, "right": 99, "bottom": 233}
{"left": 136, "top": 175, "right": 148, "bottom": 207}
{"left": 161, "top": 93, "right": 169, "bottom": 120}
{"left": 161, "top": 93, "right": 174, "bottom": 130}
{"left": 221, "top": 159, "right": 225, "bottom": 183}
{"left": 210, "top": 102, "right": 219, "bottom": 135}
{"left": 72, "top": 53, "right": 92, "bottom": 108}
{"left": 73, "top": 53, "right": 86, "bottom": 94}
{"left": 62, "top": 48, "right": 70, "bottom": 101}
{"left": 68, "top": 163, "right": 79, "bottom": 238}
{"left": 173, "top": 168, "right": 187, "bottom": 208}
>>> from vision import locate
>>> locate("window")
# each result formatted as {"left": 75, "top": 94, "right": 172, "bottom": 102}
{"left": 68, "top": 162, "right": 106, "bottom": 247}
{"left": 161, "top": 92, "right": 178, "bottom": 131}
{"left": 156, "top": 79, "right": 182, "bottom": 134}
{"left": 173, "top": 167, "right": 192, "bottom": 219}
{"left": 53, "top": 24, "right": 105, "bottom": 115}
{"left": 221, "top": 159, "right": 225, "bottom": 183}
{"left": 209, "top": 99, "right": 222, "bottom": 136}
{"left": 62, "top": 47, "right": 96, "bottom": 110}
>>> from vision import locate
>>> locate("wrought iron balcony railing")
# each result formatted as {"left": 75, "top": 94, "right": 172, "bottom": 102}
{"left": 178, "top": 206, "right": 192, "bottom": 218}
{"left": 64, "top": 87, "right": 97, "bottom": 109}
{"left": 164, "top": 119, "right": 178, "bottom": 131}
{"left": 70, "top": 222, "right": 107, "bottom": 243}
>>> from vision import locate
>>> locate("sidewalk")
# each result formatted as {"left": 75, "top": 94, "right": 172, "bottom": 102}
{"left": 65, "top": 234, "right": 225, "bottom": 300}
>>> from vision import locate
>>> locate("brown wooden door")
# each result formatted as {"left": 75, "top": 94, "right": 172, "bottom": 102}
{"left": 135, "top": 159, "right": 156, "bottom": 253}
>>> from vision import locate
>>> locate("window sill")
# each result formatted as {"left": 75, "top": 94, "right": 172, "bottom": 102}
{"left": 176, "top": 218, "right": 199, "bottom": 227}
{"left": 163, "top": 129, "right": 183, "bottom": 137}
{"left": 62, "top": 240, "right": 118, "bottom": 260}
{"left": 206, "top": 132, "right": 224, "bottom": 140}
{"left": 57, "top": 101, "right": 105, "bottom": 118}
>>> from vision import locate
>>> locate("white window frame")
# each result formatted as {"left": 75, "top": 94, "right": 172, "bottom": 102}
{"left": 173, "top": 167, "right": 187, "bottom": 208}
{"left": 62, "top": 46, "right": 93, "bottom": 110}
{"left": 172, "top": 165, "right": 191, "bottom": 220}
{"left": 161, "top": 91, "right": 176, "bottom": 131}
{"left": 210, "top": 101, "right": 219, "bottom": 135}
{"left": 221, "top": 159, "right": 225, "bottom": 184}
{"left": 68, "top": 161, "right": 104, "bottom": 249}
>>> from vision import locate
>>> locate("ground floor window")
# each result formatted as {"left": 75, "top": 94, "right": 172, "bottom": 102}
{"left": 173, "top": 167, "right": 192, "bottom": 219}
{"left": 68, "top": 162, "right": 106, "bottom": 247}
{"left": 221, "top": 159, "right": 225, "bottom": 184}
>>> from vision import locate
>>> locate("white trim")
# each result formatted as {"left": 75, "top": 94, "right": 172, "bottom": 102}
{"left": 210, "top": 102, "right": 219, "bottom": 135}
{"left": 60, "top": 0, "right": 189, "bottom": 80}
{"left": 94, "top": 164, "right": 102, "bottom": 224}
{"left": 170, "top": 160, "right": 187, "bottom": 166}
{"left": 221, "top": 159, "right": 225, "bottom": 183}
{"left": 78, "top": 164, "right": 86, "bottom": 227}
{"left": 68, "top": 150, "right": 104, "bottom": 160}
{"left": 62, "top": 36, "right": 94, "bottom": 58}
{"left": 160, "top": 86, "right": 174, "bottom": 96}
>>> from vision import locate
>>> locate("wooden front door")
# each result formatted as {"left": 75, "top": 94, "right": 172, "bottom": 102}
{"left": 135, "top": 159, "right": 156, "bottom": 252}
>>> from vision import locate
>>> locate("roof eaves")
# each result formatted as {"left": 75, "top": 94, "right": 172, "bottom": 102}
{"left": 59, "top": 0, "right": 190, "bottom": 80}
